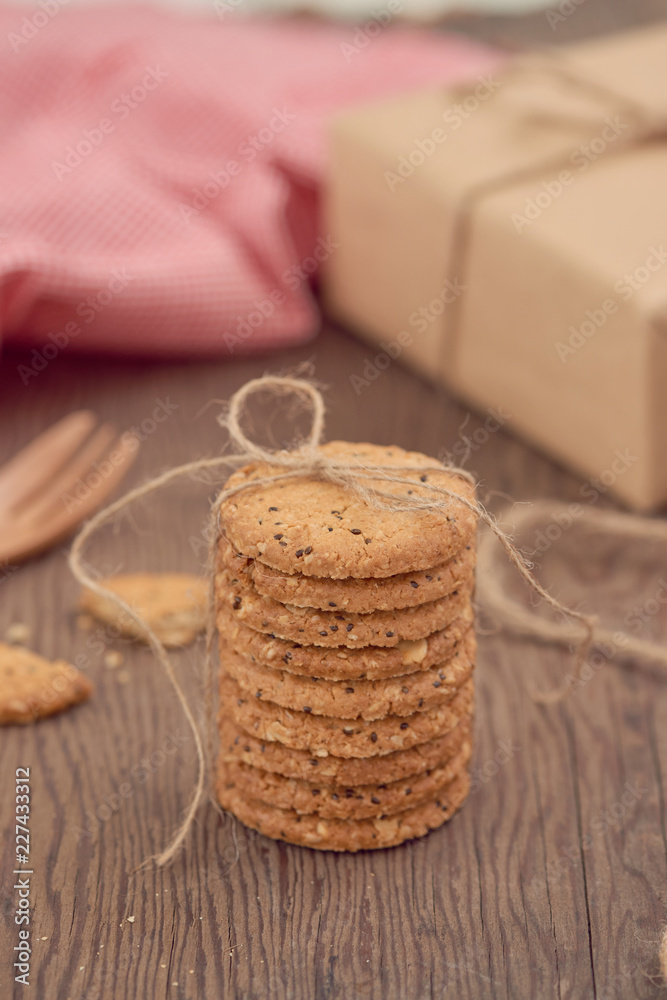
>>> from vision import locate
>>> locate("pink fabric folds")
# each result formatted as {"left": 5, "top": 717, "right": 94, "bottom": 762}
{"left": 0, "top": 6, "right": 499, "bottom": 358}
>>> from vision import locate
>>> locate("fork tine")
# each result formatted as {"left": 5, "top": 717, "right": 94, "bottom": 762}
{"left": 0, "top": 433, "right": 138, "bottom": 564}
{"left": 19, "top": 422, "right": 122, "bottom": 522}
{"left": 0, "top": 410, "right": 98, "bottom": 512}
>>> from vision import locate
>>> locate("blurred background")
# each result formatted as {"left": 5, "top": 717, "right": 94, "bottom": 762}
{"left": 2, "top": 0, "right": 667, "bottom": 509}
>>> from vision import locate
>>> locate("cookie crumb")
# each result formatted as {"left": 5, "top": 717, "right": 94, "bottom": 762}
{"left": 4, "top": 623, "right": 30, "bottom": 645}
{"left": 104, "top": 651, "right": 124, "bottom": 670}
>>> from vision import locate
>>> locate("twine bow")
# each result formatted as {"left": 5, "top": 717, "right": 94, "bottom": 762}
{"left": 69, "top": 375, "right": 595, "bottom": 867}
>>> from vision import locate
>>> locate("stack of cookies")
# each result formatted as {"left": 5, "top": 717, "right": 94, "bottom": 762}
{"left": 215, "top": 442, "right": 477, "bottom": 851}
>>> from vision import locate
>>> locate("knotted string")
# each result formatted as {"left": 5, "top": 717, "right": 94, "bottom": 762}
{"left": 477, "top": 501, "right": 667, "bottom": 690}
{"left": 69, "top": 375, "right": 595, "bottom": 867}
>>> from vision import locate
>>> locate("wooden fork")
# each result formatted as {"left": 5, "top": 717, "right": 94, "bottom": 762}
{"left": 0, "top": 411, "right": 138, "bottom": 565}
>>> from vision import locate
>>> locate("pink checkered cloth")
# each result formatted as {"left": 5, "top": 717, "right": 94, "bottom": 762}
{"left": 0, "top": 7, "right": 499, "bottom": 358}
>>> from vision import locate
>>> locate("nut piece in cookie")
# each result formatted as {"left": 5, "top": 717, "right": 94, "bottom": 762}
{"left": 219, "top": 535, "right": 476, "bottom": 613}
{"left": 220, "top": 625, "right": 476, "bottom": 721}
{"left": 216, "top": 565, "right": 472, "bottom": 649}
{"left": 217, "top": 766, "right": 471, "bottom": 851}
{"left": 80, "top": 572, "right": 207, "bottom": 648}
{"left": 0, "top": 642, "right": 93, "bottom": 725}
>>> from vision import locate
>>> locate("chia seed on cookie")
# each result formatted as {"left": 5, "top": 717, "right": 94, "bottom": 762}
{"left": 220, "top": 674, "right": 474, "bottom": 759}
{"left": 216, "top": 604, "right": 474, "bottom": 680}
{"left": 219, "top": 742, "right": 471, "bottom": 820}
{"left": 218, "top": 714, "right": 472, "bottom": 785}
{"left": 215, "top": 565, "right": 473, "bottom": 648}
{"left": 219, "top": 534, "right": 476, "bottom": 612}
{"left": 220, "top": 626, "right": 475, "bottom": 721}
{"left": 218, "top": 442, "right": 477, "bottom": 580}
{"left": 216, "top": 767, "right": 470, "bottom": 851}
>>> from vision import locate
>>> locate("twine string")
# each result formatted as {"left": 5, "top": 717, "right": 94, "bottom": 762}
{"left": 69, "top": 375, "right": 596, "bottom": 867}
{"left": 477, "top": 500, "right": 667, "bottom": 673}
{"left": 439, "top": 50, "right": 667, "bottom": 376}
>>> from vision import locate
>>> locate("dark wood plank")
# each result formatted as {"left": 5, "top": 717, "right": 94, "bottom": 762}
{"left": 1, "top": 320, "right": 666, "bottom": 1000}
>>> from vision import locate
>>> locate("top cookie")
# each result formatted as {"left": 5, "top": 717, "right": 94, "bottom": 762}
{"left": 218, "top": 442, "right": 476, "bottom": 579}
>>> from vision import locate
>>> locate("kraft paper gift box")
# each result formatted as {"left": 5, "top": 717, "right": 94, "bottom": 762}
{"left": 323, "top": 26, "right": 667, "bottom": 511}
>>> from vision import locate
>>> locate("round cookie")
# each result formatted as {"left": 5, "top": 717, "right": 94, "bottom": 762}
{"left": 220, "top": 627, "right": 476, "bottom": 721}
{"left": 215, "top": 566, "right": 473, "bottom": 648}
{"left": 220, "top": 675, "right": 474, "bottom": 758}
{"left": 220, "top": 742, "right": 471, "bottom": 820}
{"left": 216, "top": 768, "right": 471, "bottom": 851}
{"left": 219, "top": 535, "right": 476, "bottom": 612}
{"left": 218, "top": 441, "right": 477, "bottom": 579}
{"left": 219, "top": 715, "right": 472, "bottom": 785}
{"left": 216, "top": 604, "right": 474, "bottom": 681}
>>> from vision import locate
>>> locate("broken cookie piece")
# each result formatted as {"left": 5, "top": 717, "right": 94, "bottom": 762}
{"left": 80, "top": 572, "right": 208, "bottom": 648}
{"left": 0, "top": 642, "right": 93, "bottom": 725}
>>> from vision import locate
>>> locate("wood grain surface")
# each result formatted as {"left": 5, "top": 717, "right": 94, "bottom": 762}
{"left": 2, "top": 6, "right": 667, "bottom": 999}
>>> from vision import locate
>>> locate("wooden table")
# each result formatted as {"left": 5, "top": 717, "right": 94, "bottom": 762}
{"left": 2, "top": 7, "right": 667, "bottom": 998}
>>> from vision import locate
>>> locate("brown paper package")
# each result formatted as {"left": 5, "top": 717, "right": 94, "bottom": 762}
{"left": 323, "top": 26, "right": 667, "bottom": 511}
